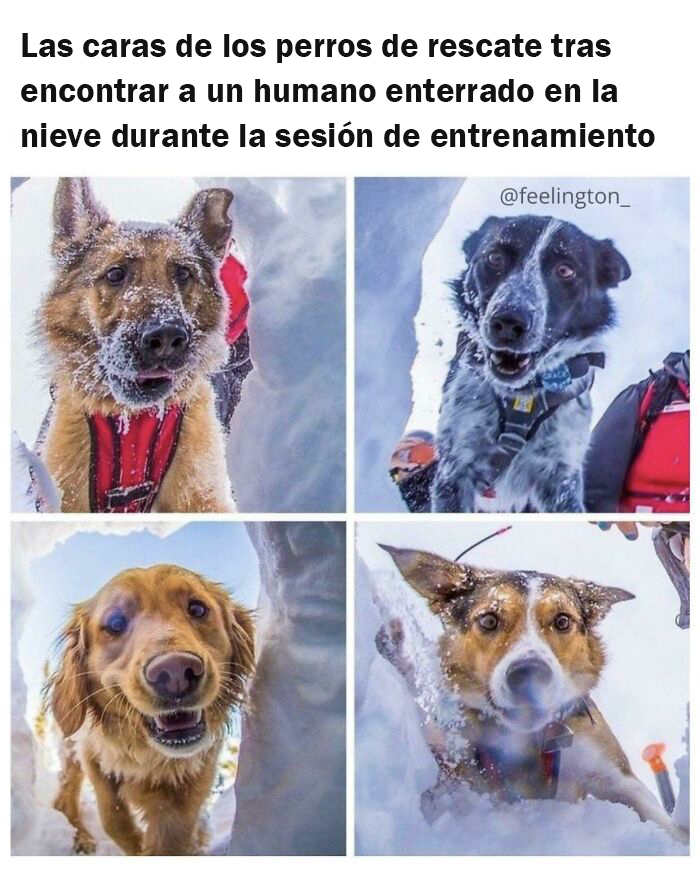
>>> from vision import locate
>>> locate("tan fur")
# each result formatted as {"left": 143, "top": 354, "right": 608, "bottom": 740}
{"left": 380, "top": 544, "right": 687, "bottom": 843}
{"left": 48, "top": 565, "right": 255, "bottom": 855}
{"left": 37, "top": 178, "right": 236, "bottom": 512}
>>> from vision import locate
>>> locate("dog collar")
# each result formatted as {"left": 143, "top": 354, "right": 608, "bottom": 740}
{"left": 87, "top": 405, "right": 184, "bottom": 513}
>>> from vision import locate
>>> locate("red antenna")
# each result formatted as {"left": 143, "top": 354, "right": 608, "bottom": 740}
{"left": 454, "top": 525, "right": 513, "bottom": 562}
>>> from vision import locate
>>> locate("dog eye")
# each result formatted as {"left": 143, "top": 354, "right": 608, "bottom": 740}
{"left": 188, "top": 600, "right": 208, "bottom": 619}
{"left": 174, "top": 265, "right": 191, "bottom": 284}
{"left": 556, "top": 262, "right": 576, "bottom": 280}
{"left": 486, "top": 250, "right": 506, "bottom": 269}
{"left": 478, "top": 612, "right": 499, "bottom": 631}
{"left": 104, "top": 265, "right": 127, "bottom": 285}
{"left": 104, "top": 612, "right": 128, "bottom": 635}
{"left": 553, "top": 613, "right": 571, "bottom": 632}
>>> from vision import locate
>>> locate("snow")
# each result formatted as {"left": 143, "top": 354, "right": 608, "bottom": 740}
{"left": 201, "top": 179, "right": 346, "bottom": 512}
{"left": 355, "top": 178, "right": 462, "bottom": 511}
{"left": 11, "top": 177, "right": 345, "bottom": 512}
{"left": 230, "top": 522, "right": 346, "bottom": 855}
{"left": 355, "top": 177, "right": 689, "bottom": 510}
{"left": 355, "top": 521, "right": 689, "bottom": 855}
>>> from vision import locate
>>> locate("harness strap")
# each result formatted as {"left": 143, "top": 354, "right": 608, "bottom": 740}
{"left": 468, "top": 697, "right": 593, "bottom": 801}
{"left": 88, "top": 405, "right": 184, "bottom": 513}
{"left": 482, "top": 352, "right": 605, "bottom": 490}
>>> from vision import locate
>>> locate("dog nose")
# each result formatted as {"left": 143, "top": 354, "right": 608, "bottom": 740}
{"left": 139, "top": 321, "right": 190, "bottom": 364}
{"left": 505, "top": 657, "right": 552, "bottom": 700}
{"left": 144, "top": 653, "right": 204, "bottom": 699}
{"left": 489, "top": 309, "right": 532, "bottom": 345}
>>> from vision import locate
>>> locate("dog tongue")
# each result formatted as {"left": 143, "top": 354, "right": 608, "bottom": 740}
{"left": 154, "top": 709, "right": 201, "bottom": 732}
{"left": 137, "top": 368, "right": 174, "bottom": 384}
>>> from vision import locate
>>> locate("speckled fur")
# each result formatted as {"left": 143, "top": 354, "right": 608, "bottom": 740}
{"left": 432, "top": 215, "right": 631, "bottom": 513}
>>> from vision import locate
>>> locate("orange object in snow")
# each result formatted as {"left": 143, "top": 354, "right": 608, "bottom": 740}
{"left": 642, "top": 742, "right": 668, "bottom": 773}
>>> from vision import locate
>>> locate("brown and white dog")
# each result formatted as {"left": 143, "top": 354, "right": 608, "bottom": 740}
{"left": 36, "top": 178, "right": 235, "bottom": 512}
{"left": 378, "top": 544, "right": 687, "bottom": 843}
{"left": 48, "top": 565, "right": 255, "bottom": 855}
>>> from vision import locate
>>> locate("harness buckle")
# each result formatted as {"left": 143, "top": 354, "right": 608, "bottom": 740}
{"left": 541, "top": 720, "right": 574, "bottom": 754}
{"left": 105, "top": 481, "right": 155, "bottom": 511}
{"left": 497, "top": 431, "right": 527, "bottom": 452}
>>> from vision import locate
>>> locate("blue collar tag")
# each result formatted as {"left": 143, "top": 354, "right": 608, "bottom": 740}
{"left": 539, "top": 363, "right": 573, "bottom": 392}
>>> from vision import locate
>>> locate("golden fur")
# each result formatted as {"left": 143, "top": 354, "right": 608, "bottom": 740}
{"left": 48, "top": 565, "right": 255, "bottom": 855}
{"left": 37, "top": 178, "right": 236, "bottom": 512}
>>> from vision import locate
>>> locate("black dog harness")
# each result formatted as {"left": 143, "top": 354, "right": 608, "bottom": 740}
{"left": 469, "top": 698, "right": 595, "bottom": 801}
{"left": 481, "top": 352, "right": 606, "bottom": 491}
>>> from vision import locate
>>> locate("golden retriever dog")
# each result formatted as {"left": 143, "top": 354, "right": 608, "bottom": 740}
{"left": 37, "top": 178, "right": 236, "bottom": 512}
{"left": 48, "top": 565, "right": 255, "bottom": 855}
{"left": 378, "top": 545, "right": 687, "bottom": 844}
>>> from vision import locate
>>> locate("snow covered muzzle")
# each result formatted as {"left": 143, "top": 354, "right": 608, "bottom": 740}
{"left": 40, "top": 178, "right": 233, "bottom": 411}
{"left": 380, "top": 545, "right": 634, "bottom": 733}
{"left": 452, "top": 214, "right": 631, "bottom": 390}
{"left": 48, "top": 565, "right": 255, "bottom": 761}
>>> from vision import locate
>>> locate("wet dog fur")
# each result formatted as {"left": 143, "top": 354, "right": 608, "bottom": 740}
{"left": 48, "top": 565, "right": 255, "bottom": 855}
{"left": 36, "top": 178, "right": 235, "bottom": 512}
{"left": 432, "top": 215, "right": 631, "bottom": 512}
{"left": 378, "top": 544, "right": 687, "bottom": 843}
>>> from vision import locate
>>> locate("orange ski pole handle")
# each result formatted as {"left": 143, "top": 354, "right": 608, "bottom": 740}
{"left": 642, "top": 743, "right": 668, "bottom": 774}
{"left": 642, "top": 743, "right": 676, "bottom": 814}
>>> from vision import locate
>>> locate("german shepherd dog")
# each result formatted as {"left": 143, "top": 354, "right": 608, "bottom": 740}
{"left": 37, "top": 178, "right": 235, "bottom": 512}
{"left": 432, "top": 215, "right": 631, "bottom": 513}
{"left": 377, "top": 544, "right": 687, "bottom": 844}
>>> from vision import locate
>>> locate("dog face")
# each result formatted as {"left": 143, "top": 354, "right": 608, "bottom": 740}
{"left": 381, "top": 544, "right": 633, "bottom": 733}
{"left": 452, "top": 215, "right": 630, "bottom": 389}
{"left": 49, "top": 565, "right": 255, "bottom": 759}
{"left": 39, "top": 179, "right": 232, "bottom": 411}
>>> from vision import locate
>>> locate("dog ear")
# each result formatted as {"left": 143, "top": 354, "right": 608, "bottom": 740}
{"left": 595, "top": 239, "right": 631, "bottom": 288}
{"left": 53, "top": 178, "right": 110, "bottom": 258}
{"left": 379, "top": 544, "right": 476, "bottom": 610}
{"left": 49, "top": 605, "right": 90, "bottom": 737}
{"left": 211, "top": 584, "right": 255, "bottom": 698}
{"left": 461, "top": 217, "right": 497, "bottom": 263}
{"left": 176, "top": 188, "right": 233, "bottom": 260}
{"left": 572, "top": 579, "right": 635, "bottom": 625}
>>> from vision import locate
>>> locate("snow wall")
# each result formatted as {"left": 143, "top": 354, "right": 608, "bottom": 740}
{"left": 231, "top": 521, "right": 346, "bottom": 855}
{"left": 354, "top": 178, "right": 462, "bottom": 511}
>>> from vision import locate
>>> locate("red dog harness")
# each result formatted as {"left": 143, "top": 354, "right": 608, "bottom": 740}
{"left": 87, "top": 251, "right": 249, "bottom": 513}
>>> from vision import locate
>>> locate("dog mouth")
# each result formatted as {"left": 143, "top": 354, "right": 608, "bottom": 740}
{"left": 110, "top": 366, "right": 184, "bottom": 406}
{"left": 135, "top": 367, "right": 176, "bottom": 392}
{"left": 147, "top": 708, "right": 206, "bottom": 749}
{"left": 487, "top": 350, "right": 536, "bottom": 381}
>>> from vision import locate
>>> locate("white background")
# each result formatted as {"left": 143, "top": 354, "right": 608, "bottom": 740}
{"left": 2, "top": 0, "right": 697, "bottom": 865}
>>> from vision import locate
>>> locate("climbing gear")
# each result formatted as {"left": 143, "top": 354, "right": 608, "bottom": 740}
{"left": 652, "top": 525, "right": 690, "bottom": 629}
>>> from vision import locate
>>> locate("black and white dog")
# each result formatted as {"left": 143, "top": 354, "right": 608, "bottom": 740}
{"left": 432, "top": 215, "right": 630, "bottom": 513}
